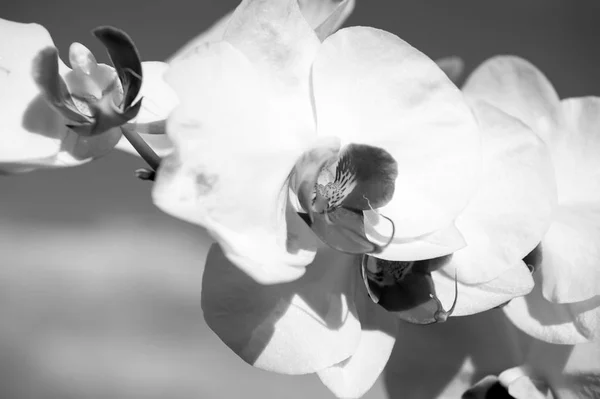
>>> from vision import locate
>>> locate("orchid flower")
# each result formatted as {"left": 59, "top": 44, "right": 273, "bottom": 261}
{"left": 153, "top": 0, "right": 482, "bottom": 283}
{"left": 148, "top": 0, "right": 558, "bottom": 397}
{"left": 462, "top": 56, "right": 600, "bottom": 345}
{"left": 385, "top": 309, "right": 600, "bottom": 399}
{"left": 0, "top": 18, "right": 176, "bottom": 174}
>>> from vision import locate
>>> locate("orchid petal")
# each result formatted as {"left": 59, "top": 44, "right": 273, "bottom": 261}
{"left": 68, "top": 42, "right": 97, "bottom": 75}
{"left": 318, "top": 279, "right": 397, "bottom": 399}
{"left": 302, "top": 208, "right": 389, "bottom": 255}
{"left": 201, "top": 244, "right": 361, "bottom": 374}
{"left": 435, "top": 56, "right": 465, "bottom": 84}
{"left": 538, "top": 98, "right": 600, "bottom": 303}
{"left": 541, "top": 209, "right": 600, "bottom": 303}
{"left": 462, "top": 56, "right": 563, "bottom": 142}
{"left": 116, "top": 62, "right": 177, "bottom": 157}
{"left": 312, "top": 27, "right": 480, "bottom": 246}
{"left": 0, "top": 20, "right": 64, "bottom": 167}
{"left": 224, "top": 0, "right": 319, "bottom": 104}
{"left": 433, "top": 261, "right": 534, "bottom": 317}
{"left": 449, "top": 101, "right": 556, "bottom": 284}
{"left": 504, "top": 271, "right": 600, "bottom": 344}
{"left": 32, "top": 46, "right": 92, "bottom": 124}
{"left": 92, "top": 26, "right": 142, "bottom": 110}
{"left": 0, "top": 19, "right": 120, "bottom": 174}
{"left": 153, "top": 42, "right": 319, "bottom": 283}
{"left": 366, "top": 220, "right": 466, "bottom": 261}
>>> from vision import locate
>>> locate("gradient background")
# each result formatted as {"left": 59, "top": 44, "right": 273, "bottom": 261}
{"left": 1, "top": 1, "right": 599, "bottom": 398}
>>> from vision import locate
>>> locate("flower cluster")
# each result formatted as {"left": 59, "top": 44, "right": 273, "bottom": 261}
{"left": 1, "top": 0, "right": 599, "bottom": 398}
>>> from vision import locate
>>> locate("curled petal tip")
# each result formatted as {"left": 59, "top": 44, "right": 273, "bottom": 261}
{"left": 68, "top": 42, "right": 97, "bottom": 74}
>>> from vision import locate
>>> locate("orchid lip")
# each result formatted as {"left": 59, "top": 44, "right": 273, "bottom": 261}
{"left": 360, "top": 255, "right": 458, "bottom": 324}
{"left": 294, "top": 143, "right": 398, "bottom": 255}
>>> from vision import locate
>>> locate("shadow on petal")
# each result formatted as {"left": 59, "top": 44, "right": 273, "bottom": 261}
{"left": 201, "top": 244, "right": 362, "bottom": 374}
{"left": 504, "top": 271, "right": 600, "bottom": 344}
{"left": 22, "top": 94, "right": 67, "bottom": 140}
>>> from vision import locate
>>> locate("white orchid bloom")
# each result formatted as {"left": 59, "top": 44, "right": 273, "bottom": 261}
{"left": 462, "top": 56, "right": 600, "bottom": 344}
{"left": 147, "top": 1, "right": 559, "bottom": 398}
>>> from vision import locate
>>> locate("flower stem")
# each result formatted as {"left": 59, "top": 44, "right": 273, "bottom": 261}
{"left": 120, "top": 125, "right": 161, "bottom": 171}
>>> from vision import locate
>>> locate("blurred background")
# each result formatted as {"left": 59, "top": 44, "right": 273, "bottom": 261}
{"left": 1, "top": 0, "right": 599, "bottom": 398}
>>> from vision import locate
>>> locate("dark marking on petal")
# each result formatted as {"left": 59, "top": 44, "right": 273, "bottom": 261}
{"left": 293, "top": 146, "right": 338, "bottom": 222}
{"left": 361, "top": 255, "right": 458, "bottom": 325}
{"left": 339, "top": 143, "right": 398, "bottom": 211}
{"left": 31, "top": 47, "right": 93, "bottom": 125}
{"left": 92, "top": 26, "right": 143, "bottom": 110}
{"left": 410, "top": 254, "right": 453, "bottom": 273}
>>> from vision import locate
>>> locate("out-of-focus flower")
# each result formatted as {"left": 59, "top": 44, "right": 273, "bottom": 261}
{"left": 169, "top": 0, "right": 356, "bottom": 62}
{"left": 462, "top": 56, "right": 600, "bottom": 344}
{"left": 384, "top": 309, "right": 600, "bottom": 399}
{"left": 0, "top": 19, "right": 176, "bottom": 173}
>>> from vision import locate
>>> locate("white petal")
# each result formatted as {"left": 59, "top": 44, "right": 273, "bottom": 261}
{"left": 539, "top": 98, "right": 600, "bottom": 303}
{"left": 153, "top": 42, "right": 319, "bottom": 283}
{"left": 318, "top": 277, "right": 397, "bottom": 399}
{"left": 0, "top": 19, "right": 65, "bottom": 172}
{"left": 450, "top": 101, "right": 556, "bottom": 284}
{"left": 368, "top": 221, "right": 467, "bottom": 262}
{"left": 433, "top": 261, "right": 534, "bottom": 316}
{"left": 201, "top": 244, "right": 361, "bottom": 374}
{"left": 224, "top": 0, "right": 320, "bottom": 107}
{"left": 462, "top": 55, "right": 563, "bottom": 142}
{"left": 312, "top": 27, "right": 481, "bottom": 242}
{"left": 504, "top": 271, "right": 600, "bottom": 344}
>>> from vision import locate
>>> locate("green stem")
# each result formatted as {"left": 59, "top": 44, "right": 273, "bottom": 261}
{"left": 120, "top": 125, "right": 161, "bottom": 171}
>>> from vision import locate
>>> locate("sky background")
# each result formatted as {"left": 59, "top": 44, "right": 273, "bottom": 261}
{"left": 1, "top": 1, "right": 599, "bottom": 398}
